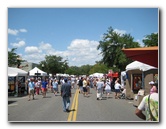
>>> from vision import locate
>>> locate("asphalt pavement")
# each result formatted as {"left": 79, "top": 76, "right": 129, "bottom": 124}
{"left": 8, "top": 85, "right": 144, "bottom": 122}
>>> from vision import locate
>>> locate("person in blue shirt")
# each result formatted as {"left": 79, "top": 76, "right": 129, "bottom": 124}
{"left": 42, "top": 78, "right": 48, "bottom": 98}
{"left": 28, "top": 78, "right": 35, "bottom": 101}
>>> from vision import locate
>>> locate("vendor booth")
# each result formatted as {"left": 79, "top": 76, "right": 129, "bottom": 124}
{"left": 28, "top": 67, "right": 47, "bottom": 79}
{"left": 125, "top": 61, "right": 158, "bottom": 104}
{"left": 8, "top": 67, "right": 28, "bottom": 96}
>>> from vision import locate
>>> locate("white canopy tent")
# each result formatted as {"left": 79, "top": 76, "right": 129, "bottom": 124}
{"left": 126, "top": 61, "right": 157, "bottom": 72}
{"left": 28, "top": 67, "right": 47, "bottom": 76}
{"left": 89, "top": 73, "right": 104, "bottom": 78}
{"left": 8, "top": 67, "right": 28, "bottom": 77}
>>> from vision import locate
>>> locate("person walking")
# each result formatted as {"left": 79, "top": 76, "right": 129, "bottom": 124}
{"left": 61, "top": 78, "right": 71, "bottom": 112}
{"left": 71, "top": 77, "right": 75, "bottom": 89}
{"left": 28, "top": 78, "right": 35, "bottom": 101}
{"left": 86, "top": 79, "right": 90, "bottom": 95}
{"left": 35, "top": 78, "right": 41, "bottom": 95}
{"left": 114, "top": 80, "right": 121, "bottom": 99}
{"left": 83, "top": 78, "right": 88, "bottom": 96}
{"left": 105, "top": 79, "right": 111, "bottom": 99}
{"left": 96, "top": 78, "right": 104, "bottom": 100}
{"left": 135, "top": 92, "right": 159, "bottom": 121}
{"left": 78, "top": 77, "right": 83, "bottom": 94}
{"left": 41, "top": 78, "right": 48, "bottom": 98}
{"left": 52, "top": 79, "right": 58, "bottom": 96}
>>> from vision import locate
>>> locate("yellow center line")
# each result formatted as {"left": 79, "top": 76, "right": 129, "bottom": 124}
{"left": 67, "top": 89, "right": 79, "bottom": 122}
{"left": 73, "top": 89, "right": 79, "bottom": 121}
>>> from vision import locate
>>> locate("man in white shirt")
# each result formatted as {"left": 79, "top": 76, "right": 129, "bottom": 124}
{"left": 135, "top": 92, "right": 159, "bottom": 121}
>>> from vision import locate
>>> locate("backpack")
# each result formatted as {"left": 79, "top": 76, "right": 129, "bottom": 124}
{"left": 79, "top": 79, "right": 83, "bottom": 86}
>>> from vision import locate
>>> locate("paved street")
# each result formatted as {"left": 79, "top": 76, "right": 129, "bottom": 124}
{"left": 8, "top": 86, "right": 144, "bottom": 122}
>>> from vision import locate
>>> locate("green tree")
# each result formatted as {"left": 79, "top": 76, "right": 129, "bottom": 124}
{"left": 142, "top": 33, "right": 158, "bottom": 47}
{"left": 97, "top": 26, "right": 140, "bottom": 71}
{"left": 89, "top": 63, "right": 109, "bottom": 75}
{"left": 38, "top": 55, "right": 68, "bottom": 75}
{"left": 8, "top": 48, "right": 23, "bottom": 68}
{"left": 65, "top": 66, "right": 80, "bottom": 75}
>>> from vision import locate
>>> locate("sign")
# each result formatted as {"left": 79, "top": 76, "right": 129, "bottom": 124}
{"left": 35, "top": 73, "right": 41, "bottom": 75}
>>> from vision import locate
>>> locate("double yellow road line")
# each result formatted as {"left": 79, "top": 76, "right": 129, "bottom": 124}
{"left": 67, "top": 89, "right": 79, "bottom": 121}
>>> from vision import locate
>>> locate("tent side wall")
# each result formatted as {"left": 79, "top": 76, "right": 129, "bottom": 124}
{"left": 125, "top": 70, "right": 142, "bottom": 99}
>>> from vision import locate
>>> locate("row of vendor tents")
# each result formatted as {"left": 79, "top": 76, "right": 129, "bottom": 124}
{"left": 8, "top": 61, "right": 158, "bottom": 99}
{"left": 8, "top": 67, "right": 47, "bottom": 77}
{"left": 8, "top": 61, "right": 157, "bottom": 78}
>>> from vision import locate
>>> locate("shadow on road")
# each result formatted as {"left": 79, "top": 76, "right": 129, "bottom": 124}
{"left": 8, "top": 101, "right": 17, "bottom": 105}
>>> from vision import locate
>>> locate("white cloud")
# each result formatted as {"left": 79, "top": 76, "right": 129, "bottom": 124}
{"left": 8, "top": 28, "right": 27, "bottom": 35}
{"left": 136, "top": 39, "right": 144, "bottom": 47}
{"left": 22, "top": 39, "right": 102, "bottom": 66}
{"left": 23, "top": 53, "right": 45, "bottom": 63}
{"left": 8, "top": 28, "right": 19, "bottom": 35}
{"left": 19, "top": 29, "right": 27, "bottom": 33}
{"left": 114, "top": 29, "right": 127, "bottom": 36}
{"left": 10, "top": 40, "right": 26, "bottom": 48}
{"left": 66, "top": 39, "right": 102, "bottom": 66}
{"left": 25, "top": 46, "right": 41, "bottom": 54}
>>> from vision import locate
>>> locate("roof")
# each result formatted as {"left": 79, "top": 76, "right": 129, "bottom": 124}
{"left": 122, "top": 46, "right": 158, "bottom": 51}
{"left": 122, "top": 46, "right": 158, "bottom": 68}
{"left": 8, "top": 67, "right": 28, "bottom": 77}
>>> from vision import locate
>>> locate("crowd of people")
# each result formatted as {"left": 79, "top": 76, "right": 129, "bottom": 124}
{"left": 25, "top": 75, "right": 158, "bottom": 121}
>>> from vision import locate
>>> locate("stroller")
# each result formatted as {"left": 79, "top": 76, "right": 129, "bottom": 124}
{"left": 119, "top": 88, "right": 126, "bottom": 99}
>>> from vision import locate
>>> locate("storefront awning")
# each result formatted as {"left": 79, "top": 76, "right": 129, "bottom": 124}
{"left": 122, "top": 46, "right": 158, "bottom": 68}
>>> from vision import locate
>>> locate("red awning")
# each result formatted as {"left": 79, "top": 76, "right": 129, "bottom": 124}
{"left": 122, "top": 46, "right": 158, "bottom": 68}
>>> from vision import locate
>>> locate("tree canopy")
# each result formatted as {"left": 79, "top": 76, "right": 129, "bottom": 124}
{"left": 38, "top": 55, "right": 68, "bottom": 75}
{"left": 8, "top": 48, "right": 23, "bottom": 68}
{"left": 142, "top": 33, "right": 158, "bottom": 47}
{"left": 97, "top": 26, "right": 140, "bottom": 71}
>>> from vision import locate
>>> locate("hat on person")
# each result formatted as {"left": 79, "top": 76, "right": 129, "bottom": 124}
{"left": 149, "top": 81, "right": 155, "bottom": 85}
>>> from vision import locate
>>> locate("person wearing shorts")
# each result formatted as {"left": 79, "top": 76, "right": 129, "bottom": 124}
{"left": 114, "top": 80, "right": 121, "bottom": 99}
{"left": 83, "top": 78, "right": 88, "bottom": 96}
{"left": 52, "top": 79, "right": 58, "bottom": 96}
{"left": 42, "top": 79, "right": 48, "bottom": 98}
{"left": 28, "top": 78, "right": 35, "bottom": 101}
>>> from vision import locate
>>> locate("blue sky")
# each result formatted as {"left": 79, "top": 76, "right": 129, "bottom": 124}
{"left": 8, "top": 8, "right": 158, "bottom": 66}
